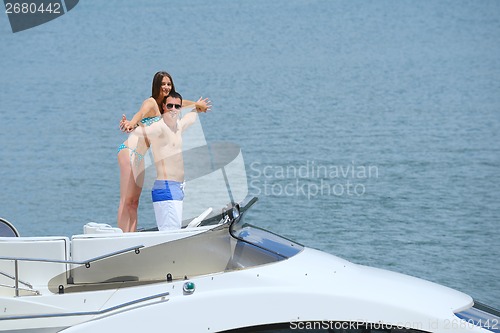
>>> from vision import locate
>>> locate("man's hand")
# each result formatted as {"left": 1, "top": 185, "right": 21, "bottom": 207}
{"left": 195, "top": 97, "right": 212, "bottom": 113}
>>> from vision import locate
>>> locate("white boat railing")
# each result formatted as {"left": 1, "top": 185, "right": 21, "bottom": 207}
{"left": 0, "top": 244, "right": 144, "bottom": 297}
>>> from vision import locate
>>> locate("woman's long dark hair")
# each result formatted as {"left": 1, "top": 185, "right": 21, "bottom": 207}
{"left": 151, "top": 71, "right": 175, "bottom": 114}
{"left": 151, "top": 71, "right": 176, "bottom": 99}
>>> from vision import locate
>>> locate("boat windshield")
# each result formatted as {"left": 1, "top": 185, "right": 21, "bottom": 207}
{"left": 229, "top": 197, "right": 303, "bottom": 259}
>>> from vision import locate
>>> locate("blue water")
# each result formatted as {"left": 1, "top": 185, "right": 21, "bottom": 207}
{"left": 0, "top": 0, "right": 498, "bottom": 309}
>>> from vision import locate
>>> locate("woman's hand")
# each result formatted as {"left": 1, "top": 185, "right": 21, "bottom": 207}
{"left": 119, "top": 114, "right": 127, "bottom": 132}
{"left": 119, "top": 115, "right": 136, "bottom": 133}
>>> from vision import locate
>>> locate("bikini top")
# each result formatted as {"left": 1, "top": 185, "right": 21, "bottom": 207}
{"left": 140, "top": 116, "right": 161, "bottom": 126}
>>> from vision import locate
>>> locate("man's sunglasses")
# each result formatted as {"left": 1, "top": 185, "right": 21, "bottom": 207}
{"left": 166, "top": 103, "right": 182, "bottom": 110}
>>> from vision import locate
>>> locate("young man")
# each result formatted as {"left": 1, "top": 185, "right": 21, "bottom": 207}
{"left": 149, "top": 91, "right": 210, "bottom": 230}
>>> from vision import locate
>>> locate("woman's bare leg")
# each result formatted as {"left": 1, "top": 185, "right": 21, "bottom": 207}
{"left": 117, "top": 150, "right": 143, "bottom": 232}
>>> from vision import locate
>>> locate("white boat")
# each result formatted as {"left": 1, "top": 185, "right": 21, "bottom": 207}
{"left": 0, "top": 195, "right": 498, "bottom": 333}
{"left": 1, "top": 141, "right": 498, "bottom": 332}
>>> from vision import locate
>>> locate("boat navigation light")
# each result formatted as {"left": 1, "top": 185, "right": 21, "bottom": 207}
{"left": 183, "top": 282, "right": 196, "bottom": 295}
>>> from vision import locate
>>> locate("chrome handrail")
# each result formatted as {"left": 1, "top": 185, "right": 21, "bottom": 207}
{"left": 0, "top": 245, "right": 144, "bottom": 297}
{"left": 0, "top": 270, "right": 33, "bottom": 289}
{"left": 0, "top": 291, "right": 169, "bottom": 320}
{"left": 0, "top": 283, "right": 39, "bottom": 295}
{"left": 0, "top": 245, "right": 144, "bottom": 266}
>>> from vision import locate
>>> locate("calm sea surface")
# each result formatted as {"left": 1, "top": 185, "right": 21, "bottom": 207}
{"left": 0, "top": 0, "right": 498, "bottom": 309}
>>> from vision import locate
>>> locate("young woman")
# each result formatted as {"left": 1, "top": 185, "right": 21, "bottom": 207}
{"left": 117, "top": 71, "right": 210, "bottom": 232}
